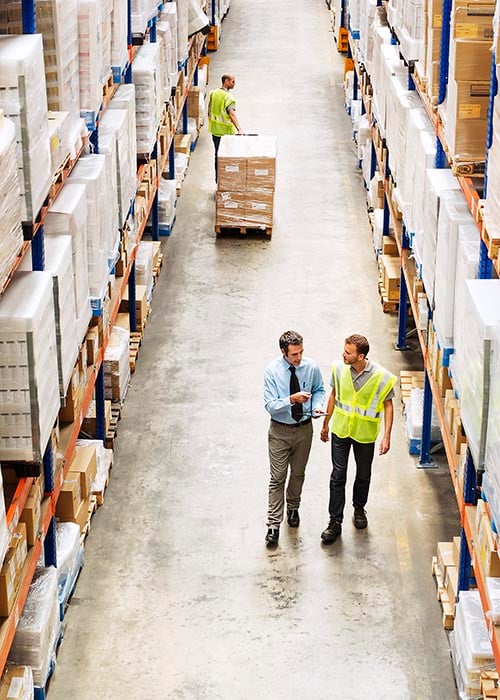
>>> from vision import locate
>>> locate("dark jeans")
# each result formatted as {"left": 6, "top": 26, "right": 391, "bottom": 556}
{"left": 328, "top": 434, "right": 375, "bottom": 522}
{"left": 212, "top": 134, "right": 221, "bottom": 181}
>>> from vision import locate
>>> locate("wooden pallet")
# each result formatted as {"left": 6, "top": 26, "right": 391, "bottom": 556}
{"left": 152, "top": 253, "right": 164, "bottom": 284}
{"left": 93, "top": 474, "right": 110, "bottom": 507}
{"left": 399, "top": 370, "right": 425, "bottom": 408}
{"left": 105, "top": 404, "right": 122, "bottom": 448}
{"left": 482, "top": 225, "right": 500, "bottom": 261}
{"left": 129, "top": 330, "right": 142, "bottom": 374}
{"left": 431, "top": 556, "right": 455, "bottom": 630}
{"left": 378, "top": 280, "right": 398, "bottom": 313}
{"left": 215, "top": 225, "right": 272, "bottom": 238}
{"left": 207, "top": 25, "right": 219, "bottom": 51}
{"left": 79, "top": 495, "right": 98, "bottom": 545}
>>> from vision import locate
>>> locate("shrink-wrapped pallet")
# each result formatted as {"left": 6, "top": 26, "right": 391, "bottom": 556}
{"left": 55, "top": 521, "right": 82, "bottom": 613}
{"left": 101, "top": 0, "right": 113, "bottom": 87}
{"left": 484, "top": 122, "right": 500, "bottom": 243}
{"left": 68, "top": 155, "right": 110, "bottom": 301}
{"left": 418, "top": 169, "right": 460, "bottom": 304}
{"left": 484, "top": 322, "right": 500, "bottom": 527}
{"left": 8, "top": 567, "right": 60, "bottom": 688}
{"left": 0, "top": 114, "right": 23, "bottom": 292}
{"left": 0, "top": 469, "right": 9, "bottom": 574}
{"left": 131, "top": 0, "right": 158, "bottom": 34}
{"left": 44, "top": 184, "right": 91, "bottom": 344}
{"left": 176, "top": 0, "right": 189, "bottom": 67}
{"left": 0, "top": 35, "right": 51, "bottom": 222}
{"left": 0, "top": 665, "right": 34, "bottom": 699}
{"left": 94, "top": 128, "right": 120, "bottom": 264}
{"left": 384, "top": 79, "right": 421, "bottom": 184}
{"left": 104, "top": 325, "right": 130, "bottom": 403}
{"left": 77, "top": 0, "right": 107, "bottom": 127}
{"left": 159, "top": 4, "right": 179, "bottom": 88}
{"left": 19, "top": 236, "right": 78, "bottom": 400}
{"left": 133, "top": 41, "right": 163, "bottom": 155}
{"left": 47, "top": 111, "right": 73, "bottom": 178}
{"left": 450, "top": 280, "right": 500, "bottom": 470}
{"left": 156, "top": 21, "right": 175, "bottom": 103}
{"left": 99, "top": 108, "right": 136, "bottom": 226}
{"left": 433, "top": 193, "right": 475, "bottom": 350}
{"left": 77, "top": 437, "right": 113, "bottom": 497}
{"left": 0, "top": 271, "right": 60, "bottom": 462}
{"left": 450, "top": 591, "right": 494, "bottom": 699}
{"left": 358, "top": 0, "right": 381, "bottom": 70}
{"left": 108, "top": 84, "right": 138, "bottom": 187}
{"left": 158, "top": 177, "right": 177, "bottom": 231}
{"left": 111, "top": 0, "right": 128, "bottom": 76}
{"left": 136, "top": 241, "right": 154, "bottom": 301}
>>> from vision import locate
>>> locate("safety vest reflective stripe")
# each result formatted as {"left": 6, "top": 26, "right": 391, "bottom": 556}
{"left": 334, "top": 399, "right": 382, "bottom": 420}
{"left": 208, "top": 89, "right": 236, "bottom": 135}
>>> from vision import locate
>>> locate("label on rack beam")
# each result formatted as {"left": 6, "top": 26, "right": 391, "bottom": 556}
{"left": 7, "top": 678, "right": 23, "bottom": 698}
{"left": 455, "top": 23, "right": 479, "bottom": 38}
{"left": 433, "top": 14, "right": 442, "bottom": 28}
{"left": 459, "top": 104, "right": 482, "bottom": 119}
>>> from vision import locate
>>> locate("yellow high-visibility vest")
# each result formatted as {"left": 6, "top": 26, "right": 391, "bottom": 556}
{"left": 208, "top": 88, "right": 236, "bottom": 136}
{"left": 330, "top": 363, "right": 396, "bottom": 443}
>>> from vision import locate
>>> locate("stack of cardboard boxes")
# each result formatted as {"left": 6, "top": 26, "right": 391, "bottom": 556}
{"left": 216, "top": 135, "right": 277, "bottom": 232}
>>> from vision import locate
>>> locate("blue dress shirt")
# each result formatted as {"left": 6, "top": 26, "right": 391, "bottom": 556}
{"left": 264, "top": 356, "right": 326, "bottom": 424}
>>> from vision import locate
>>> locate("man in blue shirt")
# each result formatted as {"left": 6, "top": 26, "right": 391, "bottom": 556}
{"left": 263, "top": 330, "right": 326, "bottom": 547}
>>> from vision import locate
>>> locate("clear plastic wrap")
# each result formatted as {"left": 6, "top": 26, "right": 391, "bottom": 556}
{"left": 100, "top": 108, "right": 137, "bottom": 226}
{"left": 484, "top": 117, "right": 500, "bottom": 240}
{"left": 159, "top": 4, "right": 179, "bottom": 88}
{"left": 77, "top": 0, "right": 106, "bottom": 119}
{"left": 45, "top": 183, "right": 92, "bottom": 345}
{"left": 103, "top": 326, "right": 130, "bottom": 403}
{"left": 133, "top": 42, "right": 162, "bottom": 155}
{"left": 0, "top": 115, "right": 23, "bottom": 292}
{"left": 77, "top": 438, "right": 113, "bottom": 495}
{"left": 136, "top": 242, "right": 154, "bottom": 301}
{"left": 0, "top": 272, "right": 60, "bottom": 461}
{"left": 0, "top": 665, "right": 34, "bottom": 699}
{"left": 8, "top": 566, "right": 60, "bottom": 688}
{"left": 405, "top": 387, "right": 441, "bottom": 442}
{"left": 485, "top": 322, "right": 500, "bottom": 523}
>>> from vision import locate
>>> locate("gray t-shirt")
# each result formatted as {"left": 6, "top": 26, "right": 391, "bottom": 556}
{"left": 330, "top": 359, "right": 395, "bottom": 400}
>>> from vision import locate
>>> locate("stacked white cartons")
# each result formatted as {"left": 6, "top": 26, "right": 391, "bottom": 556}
{"left": 101, "top": 0, "right": 113, "bottom": 86}
{"left": 371, "top": 34, "right": 400, "bottom": 130}
{"left": 100, "top": 108, "right": 136, "bottom": 227}
{"left": 111, "top": 0, "right": 128, "bottom": 77}
{"left": 68, "top": 155, "right": 109, "bottom": 302}
{"left": 348, "top": 0, "right": 361, "bottom": 35}
{"left": 95, "top": 128, "right": 120, "bottom": 264}
{"left": 103, "top": 325, "right": 130, "bottom": 402}
{"left": 0, "top": 35, "right": 51, "bottom": 222}
{"left": 136, "top": 241, "right": 154, "bottom": 301}
{"left": 176, "top": 0, "right": 189, "bottom": 68}
{"left": 8, "top": 567, "right": 60, "bottom": 689}
{"left": 133, "top": 42, "right": 162, "bottom": 155}
{"left": 131, "top": 0, "right": 157, "bottom": 34}
{"left": 47, "top": 111, "right": 73, "bottom": 178}
{"left": 77, "top": 0, "right": 104, "bottom": 128}
{"left": 44, "top": 184, "right": 92, "bottom": 344}
{"left": 418, "top": 169, "right": 460, "bottom": 303}
{"left": 403, "top": 111, "right": 436, "bottom": 238}
{"left": 0, "top": 272, "right": 60, "bottom": 462}
{"left": 484, "top": 11, "right": 500, "bottom": 245}
{"left": 0, "top": 115, "right": 23, "bottom": 291}
{"left": 399, "top": 0, "right": 425, "bottom": 64}
{"left": 160, "top": 4, "right": 179, "bottom": 89}
{"left": 19, "top": 236, "right": 78, "bottom": 400}
{"left": 0, "top": 470, "right": 9, "bottom": 573}
{"left": 453, "top": 226, "right": 479, "bottom": 353}
{"left": 485, "top": 322, "right": 500, "bottom": 527}
{"left": 158, "top": 177, "right": 177, "bottom": 230}
{"left": 55, "top": 522, "right": 82, "bottom": 602}
{"left": 433, "top": 194, "right": 475, "bottom": 351}
{"left": 156, "top": 21, "right": 174, "bottom": 103}
{"left": 450, "top": 280, "right": 500, "bottom": 469}
{"left": 385, "top": 79, "right": 421, "bottom": 184}
{"left": 108, "top": 83, "right": 138, "bottom": 175}
{"left": 32, "top": 0, "right": 80, "bottom": 120}
{"left": 451, "top": 591, "right": 494, "bottom": 698}
{"left": 359, "top": 0, "right": 380, "bottom": 68}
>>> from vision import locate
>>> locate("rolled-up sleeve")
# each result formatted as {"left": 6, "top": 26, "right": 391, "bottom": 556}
{"left": 311, "top": 366, "right": 326, "bottom": 411}
{"left": 264, "top": 367, "right": 290, "bottom": 418}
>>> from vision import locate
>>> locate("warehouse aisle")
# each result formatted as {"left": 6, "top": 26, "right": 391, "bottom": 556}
{"left": 50, "top": 2, "right": 460, "bottom": 699}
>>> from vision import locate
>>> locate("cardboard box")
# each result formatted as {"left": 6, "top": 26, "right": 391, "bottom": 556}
{"left": 0, "top": 666, "right": 32, "bottom": 699}
{"left": 244, "top": 189, "right": 274, "bottom": 227}
{"left": 477, "top": 514, "right": 500, "bottom": 576}
{"left": 10, "top": 522, "right": 27, "bottom": 573}
{"left": 437, "top": 541, "right": 454, "bottom": 577}
{"left": 120, "top": 285, "right": 148, "bottom": 331}
{"left": 450, "top": 40, "right": 492, "bottom": 82}
{"left": 81, "top": 400, "right": 112, "bottom": 437}
{"left": 56, "top": 477, "right": 81, "bottom": 520}
{"left": 436, "top": 364, "right": 453, "bottom": 397}
{"left": 86, "top": 326, "right": 100, "bottom": 366}
{"left": 187, "top": 85, "right": 201, "bottom": 120}
{"left": 0, "top": 523, "right": 27, "bottom": 617}
{"left": 382, "top": 236, "right": 399, "bottom": 256}
{"left": 217, "top": 157, "right": 246, "bottom": 191}
{"left": 453, "top": 414, "right": 467, "bottom": 455}
{"left": 114, "top": 312, "right": 130, "bottom": 332}
{"left": 68, "top": 496, "right": 91, "bottom": 534}
{"left": 19, "top": 494, "right": 41, "bottom": 546}
{"left": 445, "top": 565, "right": 458, "bottom": 603}
{"left": 59, "top": 364, "right": 84, "bottom": 423}
{"left": 380, "top": 255, "right": 401, "bottom": 300}
{"left": 68, "top": 444, "right": 98, "bottom": 499}
{"left": 216, "top": 191, "right": 245, "bottom": 227}
{"left": 246, "top": 157, "right": 276, "bottom": 190}
{"left": 453, "top": 0, "right": 495, "bottom": 40}
{"left": 452, "top": 536, "right": 462, "bottom": 567}
{"left": 174, "top": 133, "right": 192, "bottom": 154}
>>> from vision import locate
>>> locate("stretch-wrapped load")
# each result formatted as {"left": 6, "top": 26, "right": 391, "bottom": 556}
{"left": 0, "top": 114, "right": 23, "bottom": 292}
{"left": 45, "top": 184, "right": 92, "bottom": 344}
{"left": 176, "top": 0, "right": 189, "bottom": 67}
{"left": 0, "top": 35, "right": 51, "bottom": 221}
{"left": 100, "top": 108, "right": 137, "bottom": 226}
{"left": 131, "top": 0, "right": 157, "bottom": 33}
{"left": 0, "top": 272, "right": 60, "bottom": 462}
{"left": 68, "top": 155, "right": 110, "bottom": 301}
{"left": 484, "top": 322, "right": 500, "bottom": 528}
{"left": 136, "top": 241, "right": 154, "bottom": 301}
{"left": 8, "top": 567, "right": 60, "bottom": 688}
{"left": 133, "top": 42, "right": 163, "bottom": 155}
{"left": 111, "top": 0, "right": 128, "bottom": 75}
{"left": 159, "top": 4, "right": 179, "bottom": 88}
{"left": 77, "top": 0, "right": 106, "bottom": 126}
{"left": 104, "top": 325, "right": 130, "bottom": 402}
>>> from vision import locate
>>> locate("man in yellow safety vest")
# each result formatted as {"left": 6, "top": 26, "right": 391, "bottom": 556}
{"left": 319, "top": 334, "right": 396, "bottom": 544}
{"left": 208, "top": 74, "right": 244, "bottom": 181}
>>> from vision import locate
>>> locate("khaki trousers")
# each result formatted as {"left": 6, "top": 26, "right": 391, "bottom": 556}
{"left": 267, "top": 420, "right": 313, "bottom": 528}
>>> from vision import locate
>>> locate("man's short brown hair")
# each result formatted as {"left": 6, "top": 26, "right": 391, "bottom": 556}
{"left": 345, "top": 334, "right": 369, "bottom": 357}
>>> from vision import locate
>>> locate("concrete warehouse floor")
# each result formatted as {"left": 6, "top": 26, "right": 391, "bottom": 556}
{"left": 49, "top": 1, "right": 461, "bottom": 698}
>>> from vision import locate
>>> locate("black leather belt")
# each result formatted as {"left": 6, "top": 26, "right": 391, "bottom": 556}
{"left": 271, "top": 418, "right": 312, "bottom": 428}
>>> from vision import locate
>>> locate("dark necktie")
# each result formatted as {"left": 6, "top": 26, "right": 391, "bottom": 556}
{"left": 289, "top": 365, "right": 303, "bottom": 422}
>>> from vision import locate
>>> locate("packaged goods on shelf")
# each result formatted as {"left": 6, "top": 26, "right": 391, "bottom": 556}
{"left": 136, "top": 242, "right": 154, "bottom": 301}
{"left": 175, "top": 152, "right": 188, "bottom": 183}
{"left": 108, "top": 84, "right": 138, "bottom": 187}
{"left": 45, "top": 184, "right": 92, "bottom": 345}
{"left": 99, "top": 108, "right": 137, "bottom": 227}
{"left": 103, "top": 326, "right": 130, "bottom": 403}
{"left": 133, "top": 41, "right": 163, "bottom": 155}
{"left": 450, "top": 591, "right": 495, "bottom": 699}
{"left": 484, "top": 322, "right": 500, "bottom": 527}
{"left": 386, "top": 0, "right": 425, "bottom": 63}
{"left": 385, "top": 80, "right": 421, "bottom": 183}
{"left": 77, "top": 0, "right": 108, "bottom": 126}
{"left": 0, "top": 470, "right": 9, "bottom": 574}
{"left": 371, "top": 43, "right": 406, "bottom": 133}
{"left": 77, "top": 438, "right": 112, "bottom": 496}
{"left": 0, "top": 114, "right": 22, "bottom": 292}
{"left": 19, "top": 236, "right": 78, "bottom": 400}
{"left": 47, "top": 111, "right": 73, "bottom": 178}
{"left": 155, "top": 24, "right": 172, "bottom": 104}
{"left": 159, "top": 4, "right": 179, "bottom": 88}
{"left": 484, "top": 122, "right": 500, "bottom": 243}
{"left": 111, "top": 0, "right": 128, "bottom": 75}
{"left": 486, "top": 578, "right": 500, "bottom": 625}
{"left": 0, "top": 665, "right": 34, "bottom": 700}
{"left": 68, "top": 154, "right": 111, "bottom": 301}
{"left": 453, "top": 231, "right": 480, "bottom": 349}
{"left": 348, "top": 0, "right": 362, "bottom": 34}
{"left": 188, "top": 86, "right": 204, "bottom": 129}
{"left": 358, "top": 0, "right": 383, "bottom": 71}
{"left": 198, "top": 63, "right": 208, "bottom": 92}
{"left": 424, "top": 0, "right": 442, "bottom": 101}
{"left": 93, "top": 130, "right": 120, "bottom": 265}
{"left": 158, "top": 177, "right": 177, "bottom": 229}
{"left": 405, "top": 387, "right": 442, "bottom": 450}
{"left": 176, "top": 0, "right": 189, "bottom": 67}
{"left": 0, "top": 272, "right": 60, "bottom": 462}
{"left": 417, "top": 169, "right": 461, "bottom": 304}
{"left": 443, "top": 79, "right": 490, "bottom": 163}
{"left": 0, "top": 34, "right": 52, "bottom": 222}
{"left": 450, "top": 280, "right": 500, "bottom": 471}
{"left": 8, "top": 566, "right": 60, "bottom": 688}
{"left": 100, "top": 0, "right": 112, "bottom": 87}
{"left": 131, "top": 0, "right": 158, "bottom": 34}
{"left": 55, "top": 521, "right": 82, "bottom": 613}
{"left": 371, "top": 208, "right": 384, "bottom": 254}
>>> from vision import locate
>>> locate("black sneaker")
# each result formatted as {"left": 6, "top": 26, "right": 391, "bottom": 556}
{"left": 353, "top": 507, "right": 368, "bottom": 529}
{"left": 320, "top": 520, "right": 342, "bottom": 544}
{"left": 265, "top": 527, "right": 279, "bottom": 547}
{"left": 287, "top": 509, "right": 300, "bottom": 527}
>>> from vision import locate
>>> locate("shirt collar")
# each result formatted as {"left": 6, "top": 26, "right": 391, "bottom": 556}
{"left": 351, "top": 358, "right": 372, "bottom": 378}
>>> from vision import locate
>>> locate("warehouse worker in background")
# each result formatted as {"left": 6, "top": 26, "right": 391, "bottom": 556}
{"left": 264, "top": 330, "right": 326, "bottom": 547}
{"left": 208, "top": 74, "right": 244, "bottom": 181}
{"left": 320, "top": 334, "right": 396, "bottom": 544}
